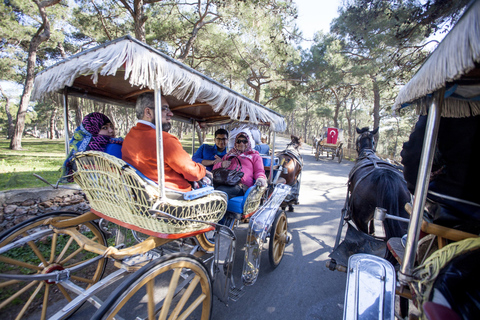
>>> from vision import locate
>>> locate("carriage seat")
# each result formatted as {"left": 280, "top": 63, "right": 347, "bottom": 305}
{"left": 124, "top": 161, "right": 215, "bottom": 201}
{"left": 424, "top": 192, "right": 480, "bottom": 235}
{"left": 73, "top": 151, "right": 227, "bottom": 239}
{"left": 227, "top": 185, "right": 267, "bottom": 220}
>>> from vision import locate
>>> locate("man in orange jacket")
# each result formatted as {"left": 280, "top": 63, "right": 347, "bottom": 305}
{"left": 122, "top": 92, "right": 209, "bottom": 192}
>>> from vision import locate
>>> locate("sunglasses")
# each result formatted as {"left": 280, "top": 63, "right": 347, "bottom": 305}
{"left": 236, "top": 139, "right": 248, "bottom": 144}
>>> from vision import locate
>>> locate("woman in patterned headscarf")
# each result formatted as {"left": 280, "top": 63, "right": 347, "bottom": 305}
{"left": 212, "top": 131, "right": 267, "bottom": 199}
{"left": 61, "top": 112, "right": 123, "bottom": 181}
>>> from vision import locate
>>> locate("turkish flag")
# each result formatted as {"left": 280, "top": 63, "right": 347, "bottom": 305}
{"left": 327, "top": 128, "right": 338, "bottom": 144}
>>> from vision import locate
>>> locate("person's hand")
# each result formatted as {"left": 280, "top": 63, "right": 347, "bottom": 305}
{"left": 221, "top": 160, "right": 231, "bottom": 168}
{"left": 255, "top": 177, "right": 268, "bottom": 187}
{"left": 213, "top": 155, "right": 222, "bottom": 164}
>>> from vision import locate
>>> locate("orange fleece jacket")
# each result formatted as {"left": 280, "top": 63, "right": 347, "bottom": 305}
{"left": 122, "top": 123, "right": 206, "bottom": 192}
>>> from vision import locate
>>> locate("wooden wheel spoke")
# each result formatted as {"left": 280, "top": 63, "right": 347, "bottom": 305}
{"left": 41, "top": 283, "right": 50, "bottom": 320}
{"left": 27, "top": 240, "right": 49, "bottom": 266}
{"left": 16, "top": 281, "right": 44, "bottom": 320}
{"left": 158, "top": 268, "right": 182, "bottom": 320}
{"left": 70, "top": 274, "right": 95, "bottom": 284}
{"left": 56, "top": 283, "right": 73, "bottom": 302}
{"left": 177, "top": 293, "right": 207, "bottom": 320}
{"left": 146, "top": 280, "right": 155, "bottom": 320}
{"left": 58, "top": 247, "right": 86, "bottom": 265}
{"left": 55, "top": 236, "right": 75, "bottom": 263}
{"left": 0, "top": 255, "right": 43, "bottom": 272}
{"left": 0, "top": 280, "right": 39, "bottom": 310}
{"left": 0, "top": 279, "right": 21, "bottom": 288}
{"left": 169, "top": 275, "right": 201, "bottom": 320}
{"left": 49, "top": 233, "right": 58, "bottom": 264}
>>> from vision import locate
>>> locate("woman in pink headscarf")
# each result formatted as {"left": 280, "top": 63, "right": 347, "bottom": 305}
{"left": 212, "top": 131, "right": 267, "bottom": 200}
{"left": 61, "top": 112, "right": 123, "bottom": 181}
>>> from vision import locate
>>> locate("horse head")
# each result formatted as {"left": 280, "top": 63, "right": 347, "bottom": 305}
{"left": 355, "top": 127, "right": 378, "bottom": 155}
{"left": 288, "top": 135, "right": 303, "bottom": 150}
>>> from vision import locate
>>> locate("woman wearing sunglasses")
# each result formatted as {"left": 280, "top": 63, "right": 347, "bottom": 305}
{"left": 212, "top": 131, "right": 268, "bottom": 200}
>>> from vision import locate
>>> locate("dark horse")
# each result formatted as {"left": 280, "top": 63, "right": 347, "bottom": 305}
{"left": 276, "top": 135, "right": 304, "bottom": 212}
{"left": 348, "top": 127, "right": 410, "bottom": 239}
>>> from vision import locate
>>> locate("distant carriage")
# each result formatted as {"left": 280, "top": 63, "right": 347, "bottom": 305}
{"left": 314, "top": 127, "right": 344, "bottom": 163}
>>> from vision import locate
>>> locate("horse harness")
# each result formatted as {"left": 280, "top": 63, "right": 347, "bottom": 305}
{"left": 279, "top": 148, "right": 304, "bottom": 170}
{"left": 343, "top": 149, "right": 405, "bottom": 220}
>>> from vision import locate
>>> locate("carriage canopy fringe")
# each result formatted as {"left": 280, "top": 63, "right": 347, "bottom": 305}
{"left": 32, "top": 36, "right": 286, "bottom": 132}
{"left": 394, "top": 0, "right": 480, "bottom": 117}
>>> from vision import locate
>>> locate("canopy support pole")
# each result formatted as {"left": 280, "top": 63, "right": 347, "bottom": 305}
{"left": 62, "top": 89, "right": 69, "bottom": 157}
{"left": 399, "top": 88, "right": 444, "bottom": 285}
{"left": 191, "top": 120, "right": 196, "bottom": 155}
{"left": 269, "top": 131, "right": 276, "bottom": 183}
{"left": 154, "top": 89, "right": 165, "bottom": 200}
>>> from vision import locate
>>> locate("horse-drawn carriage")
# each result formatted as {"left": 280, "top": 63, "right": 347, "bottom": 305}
{"left": 314, "top": 127, "right": 344, "bottom": 163}
{"left": 0, "top": 36, "right": 294, "bottom": 319}
{"left": 339, "top": 1, "right": 480, "bottom": 318}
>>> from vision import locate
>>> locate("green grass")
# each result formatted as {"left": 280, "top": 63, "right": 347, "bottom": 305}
{"left": 0, "top": 138, "right": 66, "bottom": 191}
{"left": 0, "top": 133, "right": 206, "bottom": 191}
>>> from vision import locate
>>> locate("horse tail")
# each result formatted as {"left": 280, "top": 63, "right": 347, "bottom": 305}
{"left": 372, "top": 170, "right": 410, "bottom": 239}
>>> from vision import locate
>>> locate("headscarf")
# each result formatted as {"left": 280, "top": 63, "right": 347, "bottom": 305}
{"left": 225, "top": 131, "right": 258, "bottom": 158}
{"left": 61, "top": 112, "right": 123, "bottom": 181}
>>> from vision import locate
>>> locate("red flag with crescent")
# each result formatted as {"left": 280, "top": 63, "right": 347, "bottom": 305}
{"left": 327, "top": 128, "right": 338, "bottom": 144}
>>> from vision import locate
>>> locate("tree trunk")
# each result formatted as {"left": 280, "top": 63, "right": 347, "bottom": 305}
{"left": 195, "top": 125, "right": 203, "bottom": 145}
{"left": 372, "top": 77, "right": 381, "bottom": 137}
{"left": 72, "top": 98, "right": 82, "bottom": 128}
{"left": 50, "top": 107, "right": 57, "bottom": 140}
{"left": 0, "top": 85, "right": 15, "bottom": 139}
{"left": 10, "top": 0, "right": 60, "bottom": 150}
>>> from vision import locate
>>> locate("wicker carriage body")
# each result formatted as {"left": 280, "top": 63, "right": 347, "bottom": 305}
{"left": 73, "top": 151, "right": 227, "bottom": 239}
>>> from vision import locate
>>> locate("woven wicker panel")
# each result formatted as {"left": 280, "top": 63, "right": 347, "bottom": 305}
{"left": 243, "top": 186, "right": 267, "bottom": 217}
{"left": 73, "top": 151, "right": 227, "bottom": 235}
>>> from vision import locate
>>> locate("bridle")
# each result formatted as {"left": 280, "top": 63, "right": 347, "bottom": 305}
{"left": 356, "top": 132, "right": 376, "bottom": 154}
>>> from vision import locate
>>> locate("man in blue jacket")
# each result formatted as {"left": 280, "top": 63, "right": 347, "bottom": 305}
{"left": 192, "top": 128, "right": 228, "bottom": 171}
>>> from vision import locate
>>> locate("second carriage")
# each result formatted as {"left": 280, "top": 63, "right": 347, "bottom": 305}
{"left": 0, "top": 36, "right": 293, "bottom": 320}
{"left": 314, "top": 127, "right": 344, "bottom": 163}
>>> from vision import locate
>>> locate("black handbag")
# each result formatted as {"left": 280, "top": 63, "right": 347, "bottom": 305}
{"left": 212, "top": 157, "right": 244, "bottom": 186}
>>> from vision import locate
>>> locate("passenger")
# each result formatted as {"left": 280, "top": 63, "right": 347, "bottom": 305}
{"left": 192, "top": 128, "right": 228, "bottom": 171}
{"left": 61, "top": 112, "right": 123, "bottom": 181}
{"left": 122, "top": 92, "right": 210, "bottom": 192}
{"left": 252, "top": 128, "right": 270, "bottom": 155}
{"left": 213, "top": 131, "right": 267, "bottom": 200}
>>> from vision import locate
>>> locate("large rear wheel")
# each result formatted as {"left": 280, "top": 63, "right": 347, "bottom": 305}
{"left": 268, "top": 210, "right": 288, "bottom": 269}
{"left": 0, "top": 211, "right": 107, "bottom": 320}
{"left": 92, "top": 253, "right": 212, "bottom": 320}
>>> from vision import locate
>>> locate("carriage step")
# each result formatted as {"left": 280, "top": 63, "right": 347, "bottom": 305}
{"left": 228, "top": 286, "right": 246, "bottom": 302}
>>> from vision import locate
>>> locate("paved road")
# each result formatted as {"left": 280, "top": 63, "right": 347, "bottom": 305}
{"left": 208, "top": 136, "right": 354, "bottom": 320}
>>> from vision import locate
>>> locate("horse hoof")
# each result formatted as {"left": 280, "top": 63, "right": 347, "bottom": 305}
{"left": 288, "top": 205, "right": 294, "bottom": 212}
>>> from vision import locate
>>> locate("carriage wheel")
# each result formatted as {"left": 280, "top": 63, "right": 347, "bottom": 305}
{"left": 268, "top": 210, "right": 288, "bottom": 268}
{"left": 338, "top": 148, "right": 344, "bottom": 163}
{"left": 92, "top": 253, "right": 212, "bottom": 320}
{"left": 0, "top": 211, "right": 107, "bottom": 320}
{"left": 195, "top": 215, "right": 236, "bottom": 252}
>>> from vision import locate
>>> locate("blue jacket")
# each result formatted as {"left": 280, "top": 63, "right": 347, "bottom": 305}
{"left": 192, "top": 144, "right": 227, "bottom": 171}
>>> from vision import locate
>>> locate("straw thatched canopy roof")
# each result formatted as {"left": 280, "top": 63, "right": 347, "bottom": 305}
{"left": 33, "top": 36, "right": 286, "bottom": 131}
{"left": 394, "top": 0, "right": 480, "bottom": 117}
